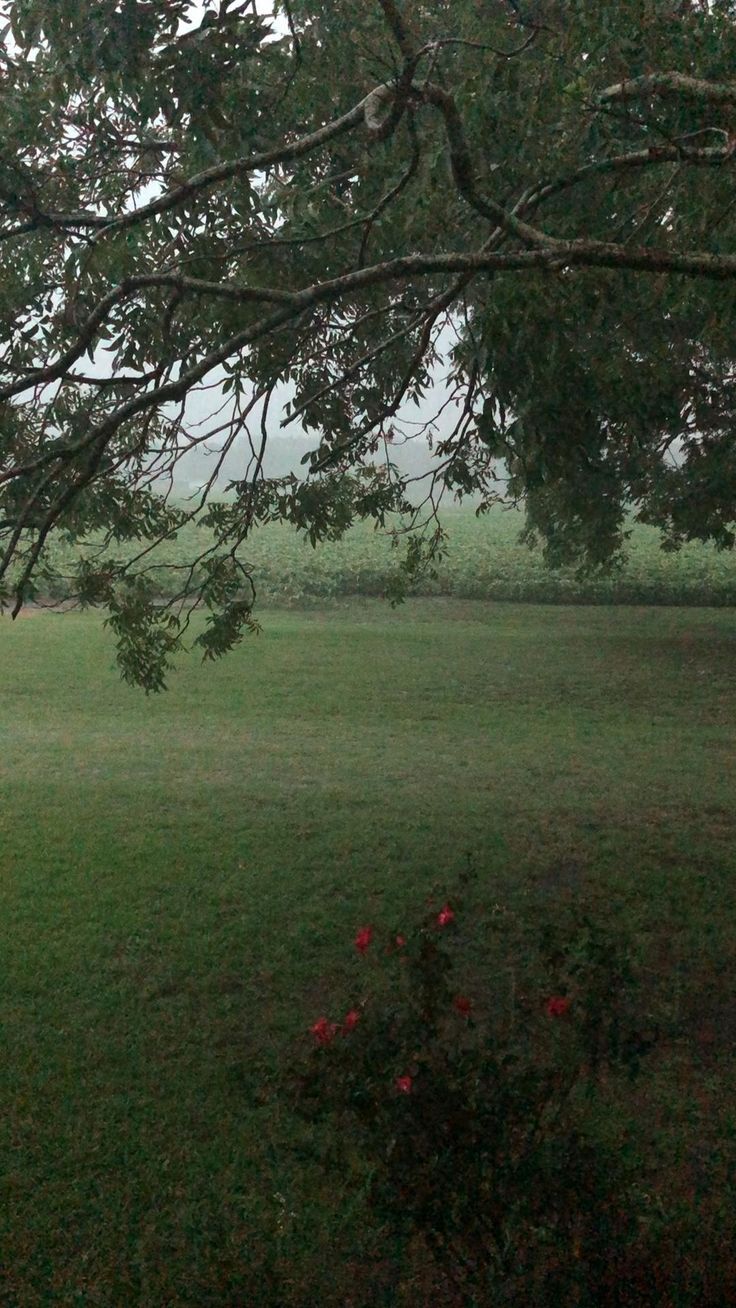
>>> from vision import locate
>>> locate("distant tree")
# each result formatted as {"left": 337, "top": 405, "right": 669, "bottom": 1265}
{"left": 2, "top": 0, "right": 736, "bottom": 684}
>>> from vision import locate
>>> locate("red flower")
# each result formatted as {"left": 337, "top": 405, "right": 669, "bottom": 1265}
{"left": 395, "top": 934, "right": 406, "bottom": 948}
{"left": 395, "top": 1074, "right": 413, "bottom": 1094}
{"left": 342, "top": 1009, "right": 360, "bottom": 1033}
{"left": 310, "top": 1016, "right": 338, "bottom": 1045}
{"left": 354, "top": 925, "right": 373, "bottom": 955}
{"left": 545, "top": 996, "right": 571, "bottom": 1018}
{"left": 436, "top": 903, "right": 455, "bottom": 927}
{"left": 454, "top": 995, "right": 472, "bottom": 1017}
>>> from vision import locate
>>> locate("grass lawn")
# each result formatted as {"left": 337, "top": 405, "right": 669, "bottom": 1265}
{"left": 1, "top": 601, "right": 735, "bottom": 1304}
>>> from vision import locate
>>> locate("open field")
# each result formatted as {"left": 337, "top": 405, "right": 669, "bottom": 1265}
{"left": 35, "top": 504, "right": 736, "bottom": 606}
{"left": 1, "top": 601, "right": 736, "bottom": 1303}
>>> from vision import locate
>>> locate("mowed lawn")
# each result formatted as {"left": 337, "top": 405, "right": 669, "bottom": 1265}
{"left": 1, "top": 601, "right": 735, "bottom": 1304}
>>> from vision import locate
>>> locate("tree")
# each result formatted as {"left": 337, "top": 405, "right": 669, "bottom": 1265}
{"left": 2, "top": 0, "right": 736, "bottom": 685}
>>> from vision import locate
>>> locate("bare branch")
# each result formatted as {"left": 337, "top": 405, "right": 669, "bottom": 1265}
{"left": 599, "top": 72, "right": 736, "bottom": 107}
{"left": 417, "top": 32, "right": 538, "bottom": 60}
{"left": 363, "top": 84, "right": 396, "bottom": 134}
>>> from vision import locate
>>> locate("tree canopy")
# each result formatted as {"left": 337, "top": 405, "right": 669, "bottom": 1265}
{"left": 2, "top": 0, "right": 736, "bottom": 685}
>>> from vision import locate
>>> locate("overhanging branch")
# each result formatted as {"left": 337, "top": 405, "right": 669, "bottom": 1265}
{"left": 5, "top": 234, "right": 736, "bottom": 495}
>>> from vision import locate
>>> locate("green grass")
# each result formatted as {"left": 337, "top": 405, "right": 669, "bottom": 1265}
{"left": 38, "top": 503, "right": 736, "bottom": 605}
{"left": 1, "top": 601, "right": 735, "bottom": 1303}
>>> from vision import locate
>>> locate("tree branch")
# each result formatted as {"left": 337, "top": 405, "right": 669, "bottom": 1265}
{"left": 375, "top": 0, "right": 418, "bottom": 61}
{"left": 417, "top": 32, "right": 538, "bottom": 60}
{"left": 421, "top": 82, "right": 560, "bottom": 249}
{"left": 599, "top": 72, "right": 736, "bottom": 106}
{"left": 522, "top": 142, "right": 736, "bottom": 214}
{"left": 0, "top": 276, "right": 298, "bottom": 402}
{"left": 30, "top": 84, "right": 393, "bottom": 236}
{"left": 6, "top": 237, "right": 736, "bottom": 500}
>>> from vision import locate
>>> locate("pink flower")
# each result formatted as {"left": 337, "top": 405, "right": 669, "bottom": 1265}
{"left": 454, "top": 995, "right": 472, "bottom": 1017}
{"left": 545, "top": 996, "right": 571, "bottom": 1018}
{"left": 354, "top": 925, "right": 373, "bottom": 955}
{"left": 342, "top": 1009, "right": 361, "bottom": 1033}
{"left": 395, "top": 934, "right": 406, "bottom": 948}
{"left": 310, "top": 1016, "right": 337, "bottom": 1046}
{"left": 436, "top": 904, "right": 455, "bottom": 927}
{"left": 395, "top": 1074, "right": 413, "bottom": 1094}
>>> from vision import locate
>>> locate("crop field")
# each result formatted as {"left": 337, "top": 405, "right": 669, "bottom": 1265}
{"left": 1, "top": 599, "right": 735, "bottom": 1304}
{"left": 34, "top": 503, "right": 736, "bottom": 606}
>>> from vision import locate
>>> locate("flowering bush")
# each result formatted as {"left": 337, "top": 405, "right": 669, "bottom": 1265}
{"left": 295, "top": 895, "right": 661, "bottom": 1303}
